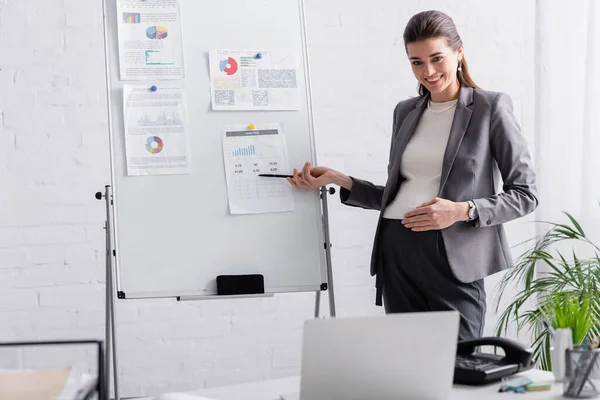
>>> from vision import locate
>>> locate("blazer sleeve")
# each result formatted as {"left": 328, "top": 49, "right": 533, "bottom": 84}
{"left": 472, "top": 93, "right": 538, "bottom": 227}
{"left": 338, "top": 103, "right": 402, "bottom": 210}
{"left": 339, "top": 177, "right": 385, "bottom": 210}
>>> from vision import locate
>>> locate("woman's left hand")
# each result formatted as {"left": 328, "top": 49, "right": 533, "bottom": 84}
{"left": 402, "top": 197, "right": 469, "bottom": 231}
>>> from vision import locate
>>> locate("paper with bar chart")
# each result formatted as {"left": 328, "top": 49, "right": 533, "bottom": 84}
{"left": 222, "top": 123, "right": 294, "bottom": 214}
{"left": 123, "top": 84, "right": 191, "bottom": 176}
{"left": 116, "top": 0, "right": 184, "bottom": 80}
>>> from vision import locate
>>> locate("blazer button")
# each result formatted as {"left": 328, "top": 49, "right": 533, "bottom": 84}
{"left": 486, "top": 219, "right": 491, "bottom": 225}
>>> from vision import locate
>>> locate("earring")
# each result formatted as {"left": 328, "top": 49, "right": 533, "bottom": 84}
{"left": 457, "top": 61, "right": 462, "bottom": 72}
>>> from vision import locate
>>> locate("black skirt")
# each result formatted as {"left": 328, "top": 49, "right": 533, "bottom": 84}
{"left": 378, "top": 218, "right": 486, "bottom": 341}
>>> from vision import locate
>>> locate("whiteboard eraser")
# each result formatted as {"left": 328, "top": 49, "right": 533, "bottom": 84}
{"left": 216, "top": 274, "right": 265, "bottom": 295}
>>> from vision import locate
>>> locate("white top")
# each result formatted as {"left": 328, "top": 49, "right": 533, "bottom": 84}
{"left": 383, "top": 99, "right": 458, "bottom": 219}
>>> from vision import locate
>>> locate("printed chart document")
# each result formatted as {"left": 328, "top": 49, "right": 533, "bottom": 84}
{"left": 116, "top": 0, "right": 184, "bottom": 80}
{"left": 123, "top": 84, "right": 191, "bottom": 176}
{"left": 209, "top": 50, "right": 301, "bottom": 111}
{"left": 222, "top": 123, "right": 294, "bottom": 214}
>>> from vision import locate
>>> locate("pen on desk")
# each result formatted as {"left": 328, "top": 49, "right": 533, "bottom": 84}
{"left": 258, "top": 174, "right": 294, "bottom": 178}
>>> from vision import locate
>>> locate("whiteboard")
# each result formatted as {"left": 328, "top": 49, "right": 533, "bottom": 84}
{"left": 102, "top": 0, "right": 328, "bottom": 298}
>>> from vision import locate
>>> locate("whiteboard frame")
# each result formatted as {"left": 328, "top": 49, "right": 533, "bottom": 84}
{"left": 101, "top": 0, "right": 334, "bottom": 301}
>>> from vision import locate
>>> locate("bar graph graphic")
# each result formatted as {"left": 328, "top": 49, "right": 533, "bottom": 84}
{"left": 222, "top": 123, "right": 294, "bottom": 213}
{"left": 232, "top": 145, "right": 255, "bottom": 157}
{"left": 122, "top": 12, "right": 141, "bottom": 24}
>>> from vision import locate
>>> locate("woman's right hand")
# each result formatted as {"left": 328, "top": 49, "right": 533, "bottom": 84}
{"left": 287, "top": 162, "right": 335, "bottom": 191}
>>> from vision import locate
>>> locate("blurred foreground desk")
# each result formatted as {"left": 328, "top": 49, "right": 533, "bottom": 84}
{"left": 146, "top": 369, "right": 564, "bottom": 400}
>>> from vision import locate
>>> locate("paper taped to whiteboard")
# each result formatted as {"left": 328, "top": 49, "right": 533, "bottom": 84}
{"left": 123, "top": 84, "right": 191, "bottom": 176}
{"left": 209, "top": 50, "right": 301, "bottom": 111}
{"left": 116, "top": 0, "right": 185, "bottom": 80}
{"left": 222, "top": 122, "right": 294, "bottom": 214}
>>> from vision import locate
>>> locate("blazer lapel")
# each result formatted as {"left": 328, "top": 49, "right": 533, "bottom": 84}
{"left": 390, "top": 95, "right": 429, "bottom": 167}
{"left": 382, "top": 95, "right": 428, "bottom": 208}
{"left": 438, "top": 86, "right": 474, "bottom": 194}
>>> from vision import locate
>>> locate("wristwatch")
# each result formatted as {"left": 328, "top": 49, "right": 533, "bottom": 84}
{"left": 467, "top": 200, "right": 478, "bottom": 221}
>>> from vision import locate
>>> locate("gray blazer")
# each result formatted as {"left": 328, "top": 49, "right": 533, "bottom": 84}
{"left": 340, "top": 86, "right": 538, "bottom": 302}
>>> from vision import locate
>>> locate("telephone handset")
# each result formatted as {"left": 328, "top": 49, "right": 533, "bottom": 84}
{"left": 453, "top": 336, "right": 534, "bottom": 385}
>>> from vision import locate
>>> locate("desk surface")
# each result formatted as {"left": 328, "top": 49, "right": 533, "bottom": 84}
{"left": 149, "top": 369, "right": 564, "bottom": 400}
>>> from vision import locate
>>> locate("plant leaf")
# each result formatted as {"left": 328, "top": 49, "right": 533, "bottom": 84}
{"left": 564, "top": 211, "right": 585, "bottom": 236}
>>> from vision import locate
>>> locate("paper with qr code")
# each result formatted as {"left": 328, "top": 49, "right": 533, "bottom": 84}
{"left": 209, "top": 50, "right": 301, "bottom": 111}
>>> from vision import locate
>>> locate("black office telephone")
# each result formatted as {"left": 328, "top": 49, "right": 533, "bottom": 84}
{"left": 453, "top": 337, "right": 534, "bottom": 385}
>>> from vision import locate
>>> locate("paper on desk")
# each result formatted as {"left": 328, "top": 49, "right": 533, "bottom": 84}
{"left": 153, "top": 393, "right": 217, "bottom": 400}
{"left": 58, "top": 370, "right": 98, "bottom": 400}
{"left": 0, "top": 367, "right": 70, "bottom": 400}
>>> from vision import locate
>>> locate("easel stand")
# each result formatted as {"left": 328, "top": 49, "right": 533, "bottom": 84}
{"left": 95, "top": 186, "right": 120, "bottom": 400}
{"left": 97, "top": 185, "right": 337, "bottom": 400}
{"left": 315, "top": 186, "right": 337, "bottom": 318}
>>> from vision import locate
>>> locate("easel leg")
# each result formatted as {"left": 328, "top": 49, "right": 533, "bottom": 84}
{"left": 100, "top": 186, "right": 120, "bottom": 400}
{"left": 314, "top": 291, "right": 321, "bottom": 318}
{"left": 320, "top": 187, "right": 336, "bottom": 318}
{"left": 107, "top": 250, "right": 120, "bottom": 400}
{"left": 104, "top": 221, "right": 112, "bottom": 398}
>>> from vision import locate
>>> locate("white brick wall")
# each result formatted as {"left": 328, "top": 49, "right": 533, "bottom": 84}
{"left": 0, "top": 0, "right": 536, "bottom": 397}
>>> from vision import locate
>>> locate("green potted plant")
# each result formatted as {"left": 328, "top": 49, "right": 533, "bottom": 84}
{"left": 494, "top": 212, "right": 600, "bottom": 370}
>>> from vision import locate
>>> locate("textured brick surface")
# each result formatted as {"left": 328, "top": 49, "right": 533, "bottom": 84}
{"left": 0, "top": 0, "right": 537, "bottom": 396}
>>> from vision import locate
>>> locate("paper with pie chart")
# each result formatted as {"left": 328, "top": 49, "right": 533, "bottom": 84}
{"left": 222, "top": 123, "right": 294, "bottom": 214}
{"left": 123, "top": 84, "right": 191, "bottom": 176}
{"left": 209, "top": 50, "right": 301, "bottom": 111}
{"left": 116, "top": 0, "right": 184, "bottom": 80}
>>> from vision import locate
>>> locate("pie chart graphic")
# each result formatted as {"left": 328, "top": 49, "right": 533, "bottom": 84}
{"left": 219, "top": 57, "right": 238, "bottom": 75}
{"left": 146, "top": 26, "right": 168, "bottom": 39}
{"left": 145, "top": 136, "right": 164, "bottom": 154}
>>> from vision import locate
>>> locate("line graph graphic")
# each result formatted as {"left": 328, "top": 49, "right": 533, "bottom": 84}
{"left": 137, "top": 111, "right": 182, "bottom": 127}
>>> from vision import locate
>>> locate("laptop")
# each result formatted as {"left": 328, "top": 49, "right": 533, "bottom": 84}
{"left": 284, "top": 311, "right": 459, "bottom": 400}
